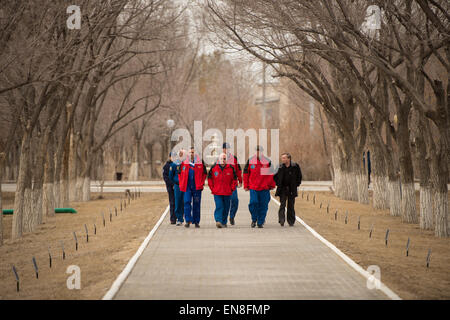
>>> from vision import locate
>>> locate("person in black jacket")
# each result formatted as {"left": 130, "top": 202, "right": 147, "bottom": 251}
{"left": 274, "top": 153, "right": 302, "bottom": 226}
{"left": 163, "top": 152, "right": 176, "bottom": 224}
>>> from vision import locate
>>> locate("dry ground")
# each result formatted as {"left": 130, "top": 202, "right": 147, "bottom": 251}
{"left": 0, "top": 192, "right": 168, "bottom": 299}
{"left": 289, "top": 190, "right": 450, "bottom": 300}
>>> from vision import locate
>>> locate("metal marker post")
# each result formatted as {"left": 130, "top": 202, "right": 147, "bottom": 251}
{"left": 32, "top": 257, "right": 39, "bottom": 279}
{"left": 385, "top": 229, "right": 390, "bottom": 247}
{"left": 84, "top": 224, "right": 89, "bottom": 243}
{"left": 60, "top": 241, "right": 66, "bottom": 260}
{"left": 12, "top": 265, "right": 19, "bottom": 292}
{"left": 48, "top": 247, "right": 52, "bottom": 268}
{"left": 406, "top": 238, "right": 410, "bottom": 257}
{"left": 73, "top": 232, "right": 78, "bottom": 251}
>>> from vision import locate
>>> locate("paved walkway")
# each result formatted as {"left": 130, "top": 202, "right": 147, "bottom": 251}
{"left": 114, "top": 189, "right": 388, "bottom": 299}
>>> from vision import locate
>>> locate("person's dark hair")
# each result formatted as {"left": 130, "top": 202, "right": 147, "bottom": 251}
{"left": 281, "top": 152, "right": 291, "bottom": 160}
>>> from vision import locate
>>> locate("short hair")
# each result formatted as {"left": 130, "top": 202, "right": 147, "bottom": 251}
{"left": 281, "top": 152, "right": 291, "bottom": 160}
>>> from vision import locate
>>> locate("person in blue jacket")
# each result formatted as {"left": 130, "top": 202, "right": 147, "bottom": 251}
{"left": 169, "top": 149, "right": 186, "bottom": 226}
{"left": 163, "top": 152, "right": 176, "bottom": 224}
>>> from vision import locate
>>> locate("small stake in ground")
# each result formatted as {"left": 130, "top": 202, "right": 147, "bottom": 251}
{"left": 60, "top": 241, "right": 66, "bottom": 260}
{"left": 12, "top": 265, "right": 19, "bottom": 292}
{"left": 84, "top": 224, "right": 89, "bottom": 243}
{"left": 73, "top": 231, "right": 78, "bottom": 251}
{"left": 301, "top": 191, "right": 304, "bottom": 199}
{"left": 94, "top": 224, "right": 97, "bottom": 235}
{"left": 426, "top": 249, "right": 431, "bottom": 268}
{"left": 48, "top": 247, "right": 52, "bottom": 268}
{"left": 385, "top": 229, "right": 390, "bottom": 247}
{"left": 102, "top": 212, "right": 106, "bottom": 227}
{"left": 313, "top": 194, "right": 315, "bottom": 205}
{"left": 406, "top": 238, "right": 410, "bottom": 257}
{"left": 357, "top": 216, "right": 361, "bottom": 230}
{"left": 120, "top": 200, "right": 123, "bottom": 212}
{"left": 32, "top": 257, "right": 39, "bottom": 279}
{"left": 306, "top": 194, "right": 309, "bottom": 201}
{"left": 115, "top": 207, "right": 117, "bottom": 216}
{"left": 110, "top": 210, "right": 112, "bottom": 222}
{"left": 334, "top": 210, "right": 338, "bottom": 221}
{"left": 327, "top": 202, "right": 330, "bottom": 214}
{"left": 320, "top": 202, "right": 322, "bottom": 209}
{"left": 345, "top": 211, "right": 348, "bottom": 224}
{"left": 369, "top": 224, "right": 374, "bottom": 238}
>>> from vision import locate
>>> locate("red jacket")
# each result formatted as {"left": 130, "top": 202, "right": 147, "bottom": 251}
{"left": 179, "top": 155, "right": 207, "bottom": 192}
{"left": 226, "top": 153, "right": 243, "bottom": 184}
{"left": 243, "top": 155, "right": 276, "bottom": 191}
{"left": 208, "top": 163, "right": 238, "bottom": 196}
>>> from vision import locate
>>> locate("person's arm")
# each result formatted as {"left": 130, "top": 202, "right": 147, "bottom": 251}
{"left": 168, "top": 164, "right": 177, "bottom": 185}
{"left": 297, "top": 164, "right": 302, "bottom": 186}
{"left": 163, "top": 163, "right": 171, "bottom": 185}
{"left": 234, "top": 156, "right": 243, "bottom": 184}
{"left": 268, "top": 161, "right": 276, "bottom": 189}
{"left": 231, "top": 166, "right": 238, "bottom": 191}
{"left": 243, "top": 159, "right": 250, "bottom": 190}
{"left": 207, "top": 166, "right": 214, "bottom": 191}
{"left": 273, "top": 165, "right": 280, "bottom": 186}
{"left": 201, "top": 160, "right": 207, "bottom": 185}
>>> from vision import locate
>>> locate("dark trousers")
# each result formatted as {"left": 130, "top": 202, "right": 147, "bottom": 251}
{"left": 278, "top": 192, "right": 296, "bottom": 225}
{"left": 166, "top": 185, "right": 176, "bottom": 223}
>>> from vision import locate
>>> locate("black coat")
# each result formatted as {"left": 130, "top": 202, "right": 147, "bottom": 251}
{"left": 274, "top": 162, "right": 302, "bottom": 197}
{"left": 162, "top": 160, "right": 173, "bottom": 188}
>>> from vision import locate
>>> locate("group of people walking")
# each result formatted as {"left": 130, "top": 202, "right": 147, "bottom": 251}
{"left": 163, "top": 143, "right": 302, "bottom": 229}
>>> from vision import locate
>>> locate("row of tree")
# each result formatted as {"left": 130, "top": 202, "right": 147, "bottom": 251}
{"left": 203, "top": 0, "right": 449, "bottom": 237}
{"left": 0, "top": 0, "right": 192, "bottom": 243}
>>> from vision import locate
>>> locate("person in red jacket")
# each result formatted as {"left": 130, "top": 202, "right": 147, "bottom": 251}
{"left": 208, "top": 153, "right": 238, "bottom": 228}
{"left": 243, "top": 145, "right": 276, "bottom": 228}
{"left": 179, "top": 147, "right": 207, "bottom": 228}
{"left": 222, "top": 142, "right": 242, "bottom": 225}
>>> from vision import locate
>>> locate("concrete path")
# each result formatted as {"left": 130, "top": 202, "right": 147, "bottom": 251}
{"left": 114, "top": 189, "right": 388, "bottom": 300}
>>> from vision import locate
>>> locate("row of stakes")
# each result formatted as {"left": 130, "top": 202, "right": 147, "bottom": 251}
{"left": 301, "top": 191, "right": 432, "bottom": 268}
{"left": 11, "top": 188, "right": 142, "bottom": 292}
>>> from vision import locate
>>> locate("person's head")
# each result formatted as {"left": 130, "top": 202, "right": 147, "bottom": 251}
{"left": 256, "top": 145, "right": 264, "bottom": 157}
{"left": 281, "top": 152, "right": 291, "bottom": 165}
{"left": 222, "top": 142, "right": 231, "bottom": 154}
{"left": 178, "top": 149, "right": 185, "bottom": 159}
{"left": 218, "top": 153, "right": 227, "bottom": 165}
{"left": 189, "top": 147, "right": 195, "bottom": 160}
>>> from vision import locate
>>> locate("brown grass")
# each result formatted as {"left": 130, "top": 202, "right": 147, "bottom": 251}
{"left": 290, "top": 190, "right": 450, "bottom": 300}
{"left": 0, "top": 192, "right": 168, "bottom": 300}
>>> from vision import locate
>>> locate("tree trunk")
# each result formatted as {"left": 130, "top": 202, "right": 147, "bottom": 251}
{"left": 419, "top": 185, "right": 433, "bottom": 230}
{"left": 69, "top": 132, "right": 79, "bottom": 202}
{"left": 128, "top": 138, "right": 140, "bottom": 181}
{"left": 12, "top": 131, "right": 31, "bottom": 239}
{"left": 22, "top": 145, "right": 35, "bottom": 233}
{"left": 353, "top": 151, "right": 369, "bottom": 204}
{"left": 61, "top": 131, "right": 70, "bottom": 207}
{"left": 431, "top": 150, "right": 449, "bottom": 237}
{"left": 397, "top": 106, "right": 418, "bottom": 223}
{"left": 387, "top": 176, "right": 402, "bottom": 217}
{"left": 0, "top": 160, "right": 4, "bottom": 246}
{"left": 43, "top": 136, "right": 56, "bottom": 217}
